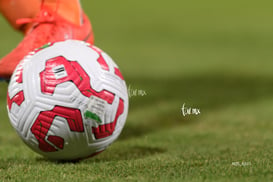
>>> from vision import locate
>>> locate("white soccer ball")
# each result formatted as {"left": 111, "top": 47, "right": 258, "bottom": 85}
{"left": 7, "top": 40, "right": 129, "bottom": 161}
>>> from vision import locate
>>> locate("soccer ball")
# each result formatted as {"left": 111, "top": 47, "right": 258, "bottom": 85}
{"left": 7, "top": 40, "right": 129, "bottom": 161}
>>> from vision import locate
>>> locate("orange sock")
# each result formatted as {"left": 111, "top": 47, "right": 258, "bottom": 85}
{"left": 0, "top": 0, "right": 40, "bottom": 30}
{"left": 43, "top": 0, "right": 82, "bottom": 25}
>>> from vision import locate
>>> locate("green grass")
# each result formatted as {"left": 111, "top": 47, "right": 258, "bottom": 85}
{"left": 0, "top": 0, "right": 273, "bottom": 181}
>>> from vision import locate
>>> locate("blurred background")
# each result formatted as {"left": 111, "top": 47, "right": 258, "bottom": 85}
{"left": 0, "top": 0, "right": 273, "bottom": 179}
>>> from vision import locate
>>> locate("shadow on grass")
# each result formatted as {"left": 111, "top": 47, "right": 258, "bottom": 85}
{"left": 126, "top": 73, "right": 273, "bottom": 110}
{"left": 31, "top": 145, "right": 166, "bottom": 164}
{"left": 121, "top": 73, "right": 273, "bottom": 139}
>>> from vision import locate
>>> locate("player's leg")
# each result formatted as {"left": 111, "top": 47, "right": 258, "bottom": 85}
{"left": 0, "top": 0, "right": 94, "bottom": 80}
{"left": 43, "top": 0, "right": 82, "bottom": 26}
{"left": 0, "top": 0, "right": 83, "bottom": 31}
{"left": 0, "top": 0, "right": 40, "bottom": 31}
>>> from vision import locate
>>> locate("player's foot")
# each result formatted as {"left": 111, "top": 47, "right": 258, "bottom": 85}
{"left": 0, "top": 6, "right": 94, "bottom": 81}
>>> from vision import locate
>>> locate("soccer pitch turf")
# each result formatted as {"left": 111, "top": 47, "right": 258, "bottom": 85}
{"left": 0, "top": 0, "right": 273, "bottom": 181}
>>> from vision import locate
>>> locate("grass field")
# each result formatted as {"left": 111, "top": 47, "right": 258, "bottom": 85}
{"left": 0, "top": 0, "right": 273, "bottom": 181}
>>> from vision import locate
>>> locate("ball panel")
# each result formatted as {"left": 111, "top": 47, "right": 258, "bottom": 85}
{"left": 7, "top": 40, "right": 129, "bottom": 160}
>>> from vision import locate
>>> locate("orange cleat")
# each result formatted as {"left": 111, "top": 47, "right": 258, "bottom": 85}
{"left": 0, "top": 6, "right": 94, "bottom": 80}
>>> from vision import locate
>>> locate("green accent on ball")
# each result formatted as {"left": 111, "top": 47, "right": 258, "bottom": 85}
{"left": 84, "top": 111, "right": 102, "bottom": 124}
{"left": 37, "top": 43, "right": 52, "bottom": 50}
